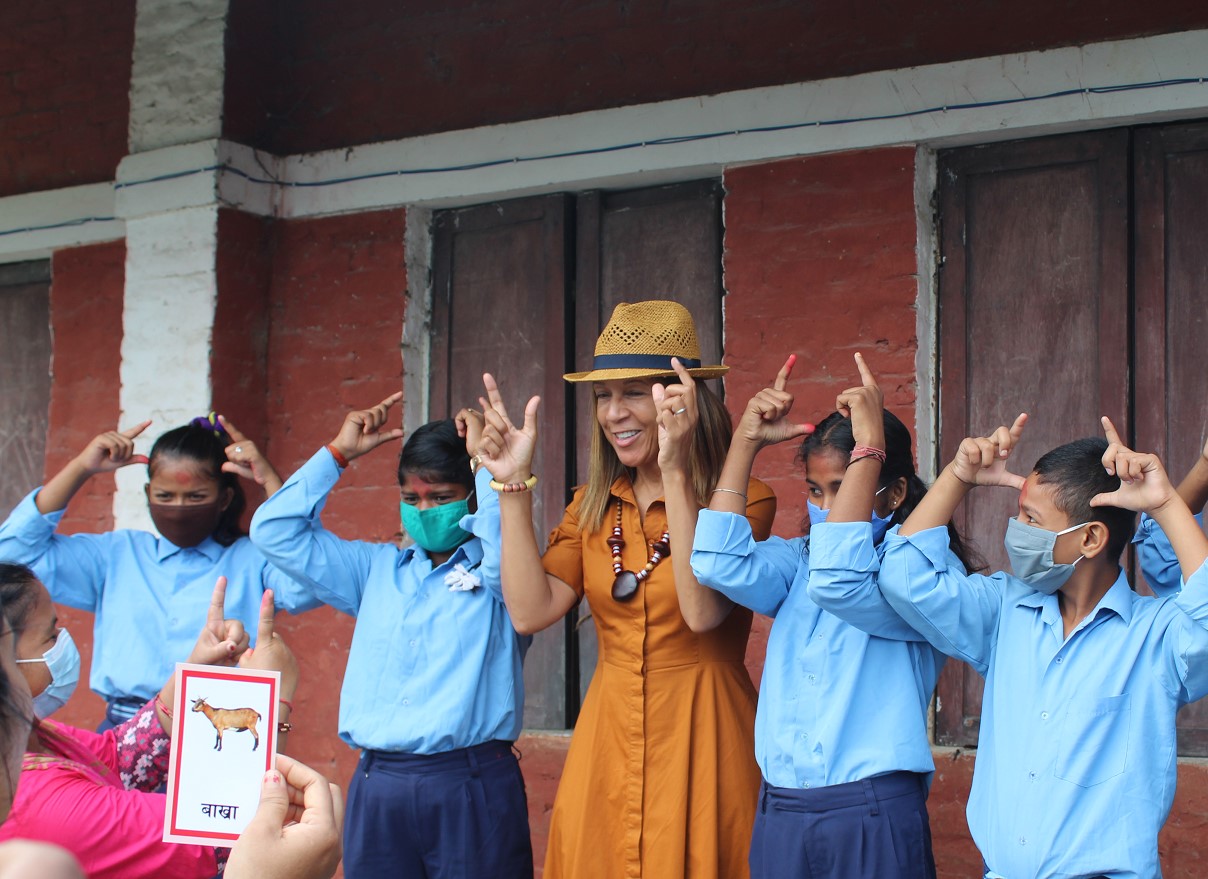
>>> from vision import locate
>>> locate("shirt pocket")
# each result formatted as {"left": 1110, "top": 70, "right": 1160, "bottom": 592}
{"left": 1054, "top": 692, "right": 1130, "bottom": 788}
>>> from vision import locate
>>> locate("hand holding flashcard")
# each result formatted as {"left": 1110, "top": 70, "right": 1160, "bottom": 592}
{"left": 164, "top": 588, "right": 294, "bottom": 845}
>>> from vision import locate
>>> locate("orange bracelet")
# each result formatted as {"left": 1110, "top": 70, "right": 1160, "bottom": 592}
{"left": 326, "top": 443, "right": 350, "bottom": 469}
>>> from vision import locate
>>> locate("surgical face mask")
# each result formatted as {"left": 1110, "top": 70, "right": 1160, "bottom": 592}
{"left": 807, "top": 484, "right": 896, "bottom": 543}
{"left": 15, "top": 629, "right": 80, "bottom": 717}
{"left": 149, "top": 500, "right": 225, "bottom": 548}
{"left": 1004, "top": 518, "right": 1090, "bottom": 595}
{"left": 399, "top": 499, "right": 472, "bottom": 554}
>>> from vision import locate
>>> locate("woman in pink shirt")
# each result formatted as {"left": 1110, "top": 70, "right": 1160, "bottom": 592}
{"left": 0, "top": 562, "right": 293, "bottom": 878}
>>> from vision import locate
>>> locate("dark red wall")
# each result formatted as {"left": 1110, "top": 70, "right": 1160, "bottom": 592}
{"left": 262, "top": 207, "right": 409, "bottom": 783}
{"left": 228, "top": 0, "right": 1208, "bottom": 154}
{"left": 46, "top": 242, "right": 126, "bottom": 729}
{"left": 0, "top": 0, "right": 135, "bottom": 197}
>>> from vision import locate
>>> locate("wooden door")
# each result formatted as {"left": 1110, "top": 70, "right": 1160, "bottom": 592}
{"left": 936, "top": 131, "right": 1130, "bottom": 745}
{"left": 430, "top": 194, "right": 573, "bottom": 728}
{"left": 1134, "top": 121, "right": 1208, "bottom": 754}
{"left": 0, "top": 261, "right": 52, "bottom": 519}
{"left": 571, "top": 180, "right": 724, "bottom": 712}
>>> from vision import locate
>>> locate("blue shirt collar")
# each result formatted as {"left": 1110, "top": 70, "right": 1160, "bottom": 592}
{"left": 155, "top": 534, "right": 226, "bottom": 562}
{"left": 1015, "top": 567, "right": 1134, "bottom": 625}
{"left": 395, "top": 534, "right": 483, "bottom": 569}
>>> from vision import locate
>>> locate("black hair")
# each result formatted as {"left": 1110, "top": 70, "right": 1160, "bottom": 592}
{"left": 397, "top": 420, "right": 473, "bottom": 492}
{"left": 800, "top": 409, "right": 985, "bottom": 572}
{"left": 0, "top": 563, "right": 42, "bottom": 806}
{"left": 148, "top": 421, "right": 246, "bottom": 546}
{"left": 1033, "top": 437, "right": 1135, "bottom": 562}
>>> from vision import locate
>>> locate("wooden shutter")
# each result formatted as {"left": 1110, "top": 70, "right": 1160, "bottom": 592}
{"left": 0, "top": 261, "right": 52, "bottom": 519}
{"left": 935, "top": 131, "right": 1130, "bottom": 745}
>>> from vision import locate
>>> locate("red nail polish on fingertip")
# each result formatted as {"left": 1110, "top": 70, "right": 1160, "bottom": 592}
{"left": 803, "top": 423, "right": 816, "bottom": 434}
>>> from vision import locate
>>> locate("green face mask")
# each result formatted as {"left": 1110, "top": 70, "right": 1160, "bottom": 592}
{"left": 399, "top": 499, "right": 472, "bottom": 554}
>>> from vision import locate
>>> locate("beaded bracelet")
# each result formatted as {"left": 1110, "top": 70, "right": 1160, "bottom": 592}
{"left": 326, "top": 443, "right": 350, "bottom": 469}
{"left": 489, "top": 474, "right": 539, "bottom": 493}
{"left": 849, "top": 445, "right": 887, "bottom": 465}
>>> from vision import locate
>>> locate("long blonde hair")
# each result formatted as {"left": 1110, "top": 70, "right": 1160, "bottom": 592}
{"left": 577, "top": 380, "right": 733, "bottom": 531}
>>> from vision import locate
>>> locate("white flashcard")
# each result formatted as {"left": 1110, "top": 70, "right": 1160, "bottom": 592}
{"left": 163, "top": 663, "right": 280, "bottom": 844}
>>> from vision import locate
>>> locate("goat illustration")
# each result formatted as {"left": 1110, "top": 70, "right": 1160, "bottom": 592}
{"left": 191, "top": 698, "right": 262, "bottom": 752}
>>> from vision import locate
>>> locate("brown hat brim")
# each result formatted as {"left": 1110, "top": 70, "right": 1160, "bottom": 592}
{"left": 564, "top": 365, "right": 729, "bottom": 382}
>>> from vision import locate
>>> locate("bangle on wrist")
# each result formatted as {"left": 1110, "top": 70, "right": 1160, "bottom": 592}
{"left": 155, "top": 693, "right": 173, "bottom": 719}
{"left": 490, "top": 474, "right": 538, "bottom": 493}
{"left": 277, "top": 721, "right": 293, "bottom": 734}
{"left": 469, "top": 454, "right": 485, "bottom": 474}
{"left": 279, "top": 697, "right": 294, "bottom": 712}
{"left": 326, "top": 443, "right": 350, "bottom": 469}
{"left": 849, "top": 445, "right": 886, "bottom": 465}
{"left": 711, "top": 487, "right": 747, "bottom": 501}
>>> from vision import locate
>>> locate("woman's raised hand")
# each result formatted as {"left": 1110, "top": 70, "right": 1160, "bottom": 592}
{"left": 238, "top": 590, "right": 299, "bottom": 703}
{"left": 653, "top": 358, "right": 698, "bottom": 473}
{"left": 476, "top": 373, "right": 540, "bottom": 483}
{"left": 74, "top": 421, "right": 152, "bottom": 475}
{"left": 219, "top": 416, "right": 282, "bottom": 493}
{"left": 950, "top": 414, "right": 1028, "bottom": 490}
{"left": 328, "top": 392, "right": 405, "bottom": 464}
{"left": 187, "top": 577, "right": 250, "bottom": 666}
{"left": 836, "top": 353, "right": 885, "bottom": 452}
{"left": 735, "top": 355, "right": 814, "bottom": 449}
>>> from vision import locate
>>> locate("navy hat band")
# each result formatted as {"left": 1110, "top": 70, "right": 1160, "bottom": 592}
{"left": 591, "top": 354, "right": 702, "bottom": 371}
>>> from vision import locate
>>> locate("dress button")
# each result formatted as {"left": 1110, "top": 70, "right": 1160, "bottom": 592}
{"left": 402, "top": 699, "right": 410, "bottom": 706}
{"left": 1055, "top": 657, "right": 1063, "bottom": 663}
{"left": 1028, "top": 771, "right": 1037, "bottom": 780}
{"left": 1040, "top": 711, "right": 1049, "bottom": 720}
{"left": 1019, "top": 837, "right": 1026, "bottom": 846}
{"left": 409, "top": 639, "right": 417, "bottom": 647}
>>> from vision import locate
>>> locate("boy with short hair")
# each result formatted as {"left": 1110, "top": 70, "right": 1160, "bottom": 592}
{"left": 817, "top": 415, "right": 1208, "bottom": 879}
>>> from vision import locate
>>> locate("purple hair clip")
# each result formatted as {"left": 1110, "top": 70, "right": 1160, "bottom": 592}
{"left": 191, "top": 411, "right": 225, "bottom": 439}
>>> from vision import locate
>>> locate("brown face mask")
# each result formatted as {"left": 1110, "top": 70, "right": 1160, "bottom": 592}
{"left": 148, "top": 500, "right": 226, "bottom": 548}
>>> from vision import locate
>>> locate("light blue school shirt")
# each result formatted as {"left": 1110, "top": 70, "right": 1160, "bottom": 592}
{"left": 249, "top": 448, "right": 527, "bottom": 754}
{"left": 878, "top": 525, "right": 1208, "bottom": 879}
{"left": 0, "top": 489, "right": 316, "bottom": 703}
{"left": 1132, "top": 511, "right": 1205, "bottom": 598}
{"left": 690, "top": 512, "right": 947, "bottom": 789}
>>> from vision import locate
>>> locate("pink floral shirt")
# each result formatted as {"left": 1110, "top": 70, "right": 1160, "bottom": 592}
{"left": 0, "top": 701, "right": 228, "bottom": 878}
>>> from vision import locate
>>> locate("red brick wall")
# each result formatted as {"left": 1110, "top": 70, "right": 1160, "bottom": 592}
{"left": 0, "top": 0, "right": 135, "bottom": 197}
{"left": 44, "top": 242, "right": 126, "bottom": 729}
{"left": 262, "top": 207, "right": 409, "bottom": 784}
{"left": 239, "top": 0, "right": 1208, "bottom": 154}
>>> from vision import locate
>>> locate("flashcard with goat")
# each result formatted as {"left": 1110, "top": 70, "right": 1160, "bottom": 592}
{"left": 163, "top": 663, "right": 280, "bottom": 844}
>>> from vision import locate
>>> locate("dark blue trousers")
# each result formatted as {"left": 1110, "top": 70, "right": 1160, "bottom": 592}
{"left": 343, "top": 740, "right": 533, "bottom": 879}
{"left": 750, "top": 772, "right": 936, "bottom": 879}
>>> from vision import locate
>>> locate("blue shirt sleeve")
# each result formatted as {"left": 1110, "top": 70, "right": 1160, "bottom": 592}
{"left": 807, "top": 521, "right": 938, "bottom": 642}
{"left": 249, "top": 448, "right": 386, "bottom": 617}
{"left": 1133, "top": 512, "right": 1203, "bottom": 599}
{"left": 0, "top": 487, "right": 110, "bottom": 611}
{"left": 457, "top": 468, "right": 503, "bottom": 601}
{"left": 690, "top": 509, "right": 802, "bottom": 616}
{"left": 877, "top": 526, "right": 1004, "bottom": 676}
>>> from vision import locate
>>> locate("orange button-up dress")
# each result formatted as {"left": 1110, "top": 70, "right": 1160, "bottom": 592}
{"left": 541, "top": 475, "right": 776, "bottom": 879}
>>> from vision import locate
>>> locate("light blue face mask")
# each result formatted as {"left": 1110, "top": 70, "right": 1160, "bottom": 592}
{"left": 1004, "top": 517, "right": 1090, "bottom": 595}
{"left": 399, "top": 499, "right": 472, "bottom": 554}
{"left": 807, "top": 485, "right": 895, "bottom": 543}
{"left": 15, "top": 628, "right": 81, "bottom": 718}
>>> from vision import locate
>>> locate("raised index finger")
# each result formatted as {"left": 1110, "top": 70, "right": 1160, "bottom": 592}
{"left": 255, "top": 589, "right": 275, "bottom": 646}
{"left": 1101, "top": 415, "right": 1124, "bottom": 447}
{"left": 854, "top": 352, "right": 878, "bottom": 389}
{"left": 120, "top": 419, "right": 153, "bottom": 440}
{"left": 217, "top": 415, "right": 247, "bottom": 443}
{"left": 208, "top": 576, "right": 228, "bottom": 632}
{"left": 482, "top": 373, "right": 512, "bottom": 424}
{"left": 772, "top": 354, "right": 796, "bottom": 392}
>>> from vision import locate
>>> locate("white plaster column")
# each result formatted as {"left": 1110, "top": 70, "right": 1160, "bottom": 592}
{"left": 115, "top": 0, "right": 230, "bottom": 529}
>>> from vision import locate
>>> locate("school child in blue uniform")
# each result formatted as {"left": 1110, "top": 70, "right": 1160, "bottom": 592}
{"left": 249, "top": 392, "right": 532, "bottom": 879}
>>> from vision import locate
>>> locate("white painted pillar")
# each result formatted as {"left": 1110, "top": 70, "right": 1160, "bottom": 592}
{"left": 115, "top": 0, "right": 230, "bottom": 530}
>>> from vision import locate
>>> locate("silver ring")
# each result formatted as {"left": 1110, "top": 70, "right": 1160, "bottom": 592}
{"left": 235, "top": 446, "right": 243, "bottom": 453}
{"left": 672, "top": 407, "right": 687, "bottom": 415}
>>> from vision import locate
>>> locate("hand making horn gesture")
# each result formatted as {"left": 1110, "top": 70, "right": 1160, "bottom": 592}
{"left": 186, "top": 576, "right": 251, "bottom": 666}
{"left": 734, "top": 354, "right": 815, "bottom": 449}
{"left": 219, "top": 416, "right": 282, "bottom": 493}
{"left": 836, "top": 353, "right": 885, "bottom": 453}
{"left": 476, "top": 373, "right": 541, "bottom": 486}
{"left": 239, "top": 589, "right": 299, "bottom": 704}
{"left": 73, "top": 420, "right": 153, "bottom": 475}
{"left": 653, "top": 358, "right": 698, "bottom": 474}
{"left": 328, "top": 392, "right": 406, "bottom": 464}
{"left": 1089, "top": 417, "right": 1176, "bottom": 514}
{"left": 949, "top": 413, "right": 1029, "bottom": 490}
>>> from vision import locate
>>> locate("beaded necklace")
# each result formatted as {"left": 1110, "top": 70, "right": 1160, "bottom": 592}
{"left": 608, "top": 498, "right": 670, "bottom": 602}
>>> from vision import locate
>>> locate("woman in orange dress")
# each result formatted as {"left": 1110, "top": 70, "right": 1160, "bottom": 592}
{"left": 476, "top": 300, "right": 775, "bottom": 878}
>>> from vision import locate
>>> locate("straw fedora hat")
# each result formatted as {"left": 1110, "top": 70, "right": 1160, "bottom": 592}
{"left": 564, "top": 300, "right": 728, "bottom": 382}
